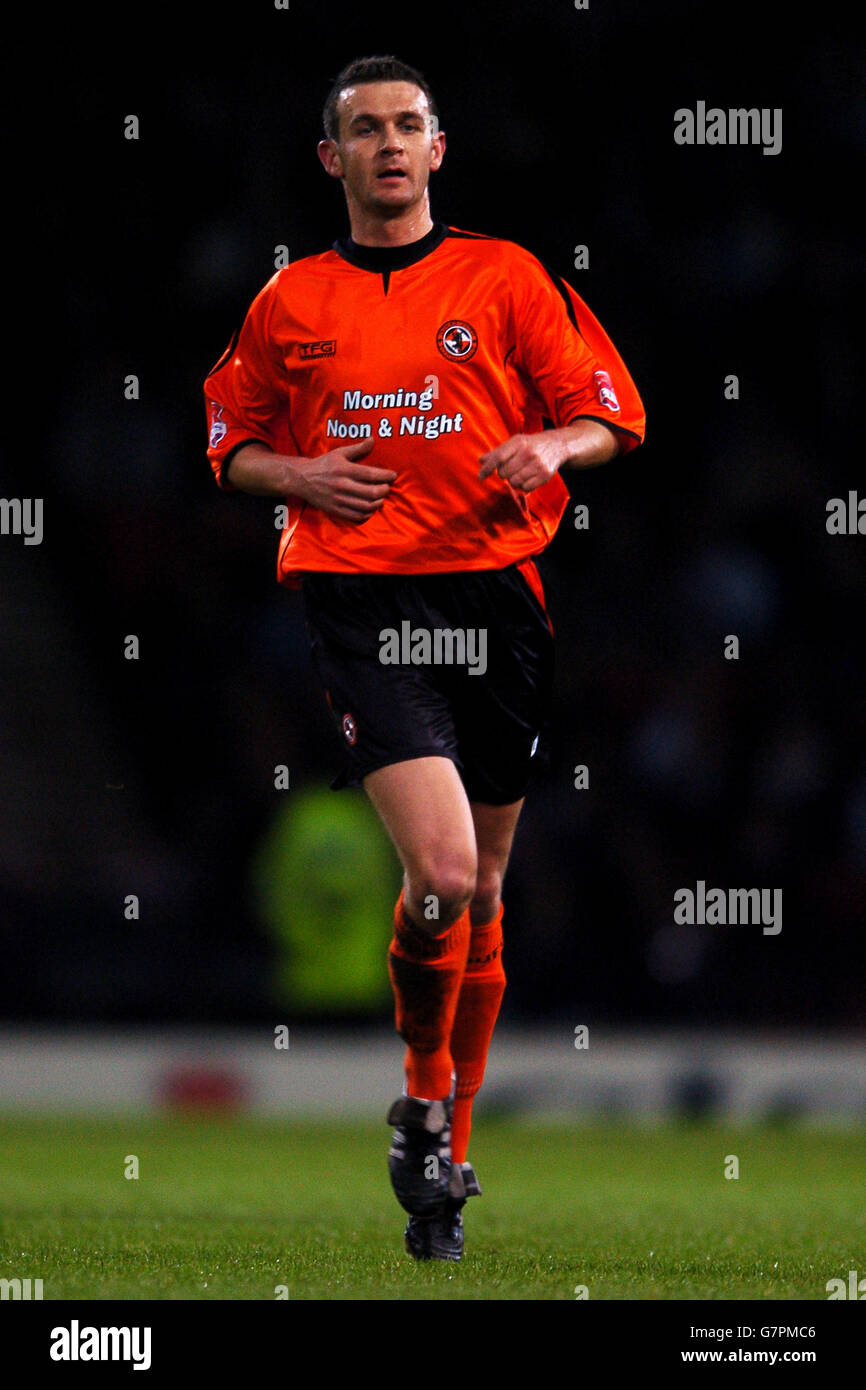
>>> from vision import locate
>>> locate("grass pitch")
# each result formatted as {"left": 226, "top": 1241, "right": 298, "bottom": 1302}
{"left": 0, "top": 1115, "right": 862, "bottom": 1300}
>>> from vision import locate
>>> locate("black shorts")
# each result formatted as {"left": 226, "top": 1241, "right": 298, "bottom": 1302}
{"left": 300, "top": 563, "right": 555, "bottom": 805}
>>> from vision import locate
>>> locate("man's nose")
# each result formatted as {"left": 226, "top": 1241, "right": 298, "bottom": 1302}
{"left": 380, "top": 126, "right": 404, "bottom": 150}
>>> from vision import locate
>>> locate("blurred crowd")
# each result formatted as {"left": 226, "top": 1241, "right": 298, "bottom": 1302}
{"left": 3, "top": 3, "right": 862, "bottom": 1024}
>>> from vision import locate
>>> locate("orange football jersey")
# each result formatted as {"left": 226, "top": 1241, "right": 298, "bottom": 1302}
{"left": 204, "top": 223, "right": 645, "bottom": 587}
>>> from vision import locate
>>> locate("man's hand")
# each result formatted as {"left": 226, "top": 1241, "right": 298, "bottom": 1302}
{"left": 298, "top": 436, "right": 397, "bottom": 524}
{"left": 225, "top": 437, "right": 396, "bottom": 524}
{"left": 478, "top": 420, "right": 621, "bottom": 492}
{"left": 477, "top": 432, "right": 566, "bottom": 492}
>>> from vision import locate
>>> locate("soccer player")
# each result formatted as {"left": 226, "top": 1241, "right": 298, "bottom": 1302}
{"left": 204, "top": 55, "right": 645, "bottom": 1260}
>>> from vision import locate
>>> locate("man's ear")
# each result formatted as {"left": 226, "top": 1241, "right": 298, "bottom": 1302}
{"left": 429, "top": 129, "right": 446, "bottom": 173}
{"left": 317, "top": 138, "right": 343, "bottom": 178}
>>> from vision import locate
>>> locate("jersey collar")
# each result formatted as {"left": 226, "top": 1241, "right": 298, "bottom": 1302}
{"left": 332, "top": 220, "right": 448, "bottom": 272}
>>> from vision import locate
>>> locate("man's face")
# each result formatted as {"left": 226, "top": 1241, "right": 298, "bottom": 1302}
{"left": 319, "top": 81, "right": 445, "bottom": 216}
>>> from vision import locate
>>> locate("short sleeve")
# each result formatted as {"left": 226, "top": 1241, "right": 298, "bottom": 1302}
{"left": 508, "top": 247, "right": 645, "bottom": 452}
{"left": 203, "top": 273, "right": 288, "bottom": 488}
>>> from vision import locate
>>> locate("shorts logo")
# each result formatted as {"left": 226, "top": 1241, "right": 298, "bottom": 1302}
{"left": 341, "top": 712, "right": 357, "bottom": 746}
{"left": 209, "top": 402, "right": 227, "bottom": 447}
{"left": 437, "top": 320, "right": 478, "bottom": 361}
{"left": 299, "top": 340, "right": 337, "bottom": 360}
{"left": 593, "top": 369, "right": 620, "bottom": 412}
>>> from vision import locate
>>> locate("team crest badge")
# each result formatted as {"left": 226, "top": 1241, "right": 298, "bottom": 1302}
{"left": 341, "top": 712, "right": 358, "bottom": 746}
{"left": 593, "top": 369, "right": 620, "bottom": 412}
{"left": 437, "top": 320, "right": 478, "bottom": 361}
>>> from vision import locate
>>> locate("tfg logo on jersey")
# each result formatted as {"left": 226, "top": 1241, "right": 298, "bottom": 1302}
{"left": 437, "top": 321, "right": 478, "bottom": 361}
{"left": 299, "top": 340, "right": 337, "bottom": 360}
{"left": 593, "top": 369, "right": 620, "bottom": 412}
{"left": 209, "top": 402, "right": 227, "bottom": 447}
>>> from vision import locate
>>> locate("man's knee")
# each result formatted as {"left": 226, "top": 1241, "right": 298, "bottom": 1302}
{"left": 406, "top": 855, "right": 477, "bottom": 933}
{"left": 469, "top": 865, "right": 503, "bottom": 926}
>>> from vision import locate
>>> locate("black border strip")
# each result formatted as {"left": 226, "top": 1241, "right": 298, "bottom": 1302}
{"left": 219, "top": 437, "right": 273, "bottom": 486}
{"left": 207, "top": 324, "right": 241, "bottom": 377}
{"left": 536, "top": 258, "right": 581, "bottom": 334}
{"left": 333, "top": 220, "right": 448, "bottom": 272}
{"left": 445, "top": 228, "right": 495, "bottom": 240}
{"left": 566, "top": 413, "right": 643, "bottom": 445}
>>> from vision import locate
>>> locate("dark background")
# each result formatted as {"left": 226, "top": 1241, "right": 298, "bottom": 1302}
{"left": 3, "top": 1, "right": 863, "bottom": 1026}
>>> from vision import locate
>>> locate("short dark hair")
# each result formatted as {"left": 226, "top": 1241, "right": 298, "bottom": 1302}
{"left": 322, "top": 55, "right": 438, "bottom": 142}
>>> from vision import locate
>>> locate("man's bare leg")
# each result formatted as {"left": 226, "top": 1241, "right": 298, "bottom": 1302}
{"left": 468, "top": 798, "right": 525, "bottom": 924}
{"left": 363, "top": 755, "right": 480, "bottom": 1217}
{"left": 363, "top": 755, "right": 478, "bottom": 932}
{"left": 447, "top": 797, "right": 524, "bottom": 1166}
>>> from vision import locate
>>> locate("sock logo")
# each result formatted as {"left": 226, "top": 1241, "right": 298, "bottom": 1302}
{"left": 467, "top": 946, "right": 501, "bottom": 966}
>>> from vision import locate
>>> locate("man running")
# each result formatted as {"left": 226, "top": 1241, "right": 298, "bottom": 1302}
{"left": 204, "top": 53, "right": 645, "bottom": 1260}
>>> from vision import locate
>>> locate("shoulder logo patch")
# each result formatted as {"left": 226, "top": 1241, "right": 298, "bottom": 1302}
{"left": 593, "top": 369, "right": 620, "bottom": 412}
{"left": 437, "top": 320, "right": 478, "bottom": 361}
{"left": 209, "top": 402, "right": 227, "bottom": 448}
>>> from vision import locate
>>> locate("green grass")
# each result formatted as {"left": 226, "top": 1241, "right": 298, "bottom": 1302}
{"left": 0, "top": 1115, "right": 863, "bottom": 1299}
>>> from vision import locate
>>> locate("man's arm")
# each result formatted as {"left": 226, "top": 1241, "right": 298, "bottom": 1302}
{"left": 477, "top": 418, "right": 620, "bottom": 493}
{"left": 226, "top": 439, "right": 398, "bottom": 524}
{"left": 483, "top": 244, "right": 645, "bottom": 495}
{"left": 224, "top": 442, "right": 313, "bottom": 497}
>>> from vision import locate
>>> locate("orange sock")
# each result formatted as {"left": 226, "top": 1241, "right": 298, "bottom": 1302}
{"left": 387, "top": 888, "right": 471, "bottom": 1100}
{"left": 449, "top": 903, "right": 507, "bottom": 1163}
